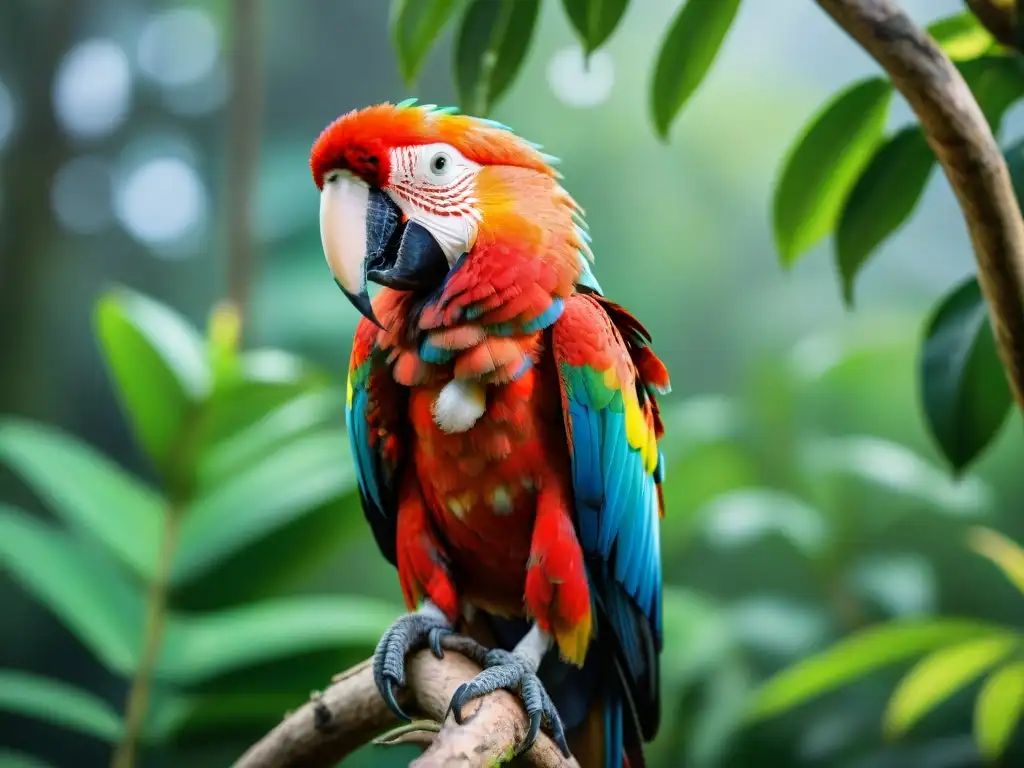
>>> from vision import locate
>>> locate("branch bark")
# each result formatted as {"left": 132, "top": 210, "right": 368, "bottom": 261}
{"left": 234, "top": 639, "right": 579, "bottom": 768}
{"left": 814, "top": 0, "right": 1024, "bottom": 415}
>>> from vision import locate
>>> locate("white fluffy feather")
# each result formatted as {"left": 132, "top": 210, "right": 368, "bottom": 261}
{"left": 432, "top": 379, "right": 486, "bottom": 433}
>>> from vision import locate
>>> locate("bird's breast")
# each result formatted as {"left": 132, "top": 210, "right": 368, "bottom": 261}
{"left": 407, "top": 363, "right": 567, "bottom": 611}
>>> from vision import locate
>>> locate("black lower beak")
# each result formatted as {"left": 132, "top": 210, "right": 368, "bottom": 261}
{"left": 367, "top": 220, "right": 450, "bottom": 291}
{"left": 339, "top": 188, "right": 450, "bottom": 329}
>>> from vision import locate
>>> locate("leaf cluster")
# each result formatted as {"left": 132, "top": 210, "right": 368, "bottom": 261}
{"left": 0, "top": 291, "right": 400, "bottom": 764}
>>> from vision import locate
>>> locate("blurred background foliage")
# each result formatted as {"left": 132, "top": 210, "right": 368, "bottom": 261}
{"left": 4, "top": 0, "right": 1024, "bottom": 767}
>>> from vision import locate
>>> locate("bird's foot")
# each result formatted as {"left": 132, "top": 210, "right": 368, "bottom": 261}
{"left": 447, "top": 641, "right": 570, "bottom": 757}
{"left": 372, "top": 603, "right": 453, "bottom": 720}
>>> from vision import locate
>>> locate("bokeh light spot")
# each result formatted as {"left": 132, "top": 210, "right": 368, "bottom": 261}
{"left": 52, "top": 155, "right": 113, "bottom": 234}
{"left": 546, "top": 45, "right": 614, "bottom": 108}
{"left": 115, "top": 157, "right": 205, "bottom": 248}
{"left": 138, "top": 8, "right": 219, "bottom": 88}
{"left": 53, "top": 39, "right": 132, "bottom": 139}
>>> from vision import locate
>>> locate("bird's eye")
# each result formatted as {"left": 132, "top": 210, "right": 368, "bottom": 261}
{"left": 428, "top": 152, "right": 451, "bottom": 176}
{"left": 324, "top": 170, "right": 340, "bottom": 184}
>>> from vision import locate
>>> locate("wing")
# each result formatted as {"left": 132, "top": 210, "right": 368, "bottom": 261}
{"left": 551, "top": 292, "right": 671, "bottom": 744}
{"left": 346, "top": 315, "right": 408, "bottom": 566}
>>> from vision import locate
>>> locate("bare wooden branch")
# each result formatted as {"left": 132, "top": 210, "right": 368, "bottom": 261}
{"left": 815, "top": 0, "right": 1024, "bottom": 415}
{"left": 233, "top": 644, "right": 578, "bottom": 768}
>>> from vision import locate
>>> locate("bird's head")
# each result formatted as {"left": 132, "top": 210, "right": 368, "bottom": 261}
{"left": 310, "top": 100, "right": 588, "bottom": 327}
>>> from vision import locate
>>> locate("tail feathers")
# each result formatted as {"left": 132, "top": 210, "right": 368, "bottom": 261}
{"left": 606, "top": 693, "right": 625, "bottom": 768}
{"left": 606, "top": 688, "right": 646, "bottom": 768}
{"left": 569, "top": 686, "right": 645, "bottom": 768}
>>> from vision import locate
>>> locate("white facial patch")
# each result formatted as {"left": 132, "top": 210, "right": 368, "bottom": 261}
{"left": 386, "top": 142, "right": 482, "bottom": 266}
{"left": 432, "top": 379, "right": 486, "bottom": 433}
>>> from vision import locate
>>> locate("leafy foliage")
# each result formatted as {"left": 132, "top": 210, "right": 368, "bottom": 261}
{"left": 454, "top": 0, "right": 541, "bottom": 116}
{"left": 650, "top": 0, "right": 743, "bottom": 140}
{"left": 389, "top": 0, "right": 465, "bottom": 86}
{"left": 763, "top": 10, "right": 1024, "bottom": 472}
{"left": 772, "top": 78, "right": 892, "bottom": 265}
{"left": 561, "top": 0, "right": 629, "bottom": 55}
{"left": 0, "top": 290, "right": 397, "bottom": 760}
{"left": 919, "top": 277, "right": 1012, "bottom": 474}
{"left": 751, "top": 528, "right": 1024, "bottom": 760}
{"left": 834, "top": 127, "right": 934, "bottom": 305}
{"left": 385, "top": 0, "right": 1018, "bottom": 472}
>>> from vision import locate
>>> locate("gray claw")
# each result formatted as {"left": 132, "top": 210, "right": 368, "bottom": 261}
{"left": 381, "top": 676, "right": 411, "bottom": 721}
{"left": 372, "top": 611, "right": 452, "bottom": 721}
{"left": 428, "top": 626, "right": 452, "bottom": 658}
{"left": 446, "top": 648, "right": 569, "bottom": 757}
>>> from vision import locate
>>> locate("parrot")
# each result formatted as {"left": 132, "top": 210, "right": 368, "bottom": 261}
{"left": 309, "top": 99, "right": 671, "bottom": 768}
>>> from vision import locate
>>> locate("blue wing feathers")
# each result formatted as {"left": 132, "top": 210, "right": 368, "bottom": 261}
{"left": 570, "top": 402, "right": 604, "bottom": 552}
{"left": 345, "top": 340, "right": 404, "bottom": 567}
{"left": 348, "top": 388, "right": 382, "bottom": 510}
{"left": 599, "top": 410, "right": 630, "bottom": 555}
{"left": 553, "top": 294, "right": 665, "bottom": 764}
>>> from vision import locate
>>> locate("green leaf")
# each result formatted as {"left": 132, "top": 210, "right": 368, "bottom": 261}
{"left": 199, "top": 349, "right": 325, "bottom": 450}
{"left": 802, "top": 435, "right": 992, "bottom": 516}
{"left": 749, "top": 620, "right": 1004, "bottom": 720}
{"left": 975, "top": 660, "right": 1024, "bottom": 759}
{"left": 660, "top": 588, "right": 733, "bottom": 686}
{"left": 172, "top": 493, "right": 364, "bottom": 612}
{"left": 0, "top": 751, "right": 55, "bottom": 768}
{"left": 95, "top": 289, "right": 209, "bottom": 474}
{"left": 884, "top": 634, "right": 1017, "bottom": 737}
{"left": 158, "top": 595, "right": 400, "bottom": 683}
{"left": 835, "top": 127, "right": 935, "bottom": 306}
{"left": 172, "top": 430, "right": 356, "bottom": 585}
{"left": 650, "top": 0, "right": 743, "bottom": 139}
{"left": 390, "top": 0, "right": 464, "bottom": 86}
{"left": 0, "top": 419, "right": 163, "bottom": 581}
{"left": 0, "top": 509, "right": 144, "bottom": 674}
{"left": 772, "top": 78, "right": 892, "bottom": 265}
{"left": 454, "top": 0, "right": 539, "bottom": 115}
{"left": 561, "top": 0, "right": 629, "bottom": 54}
{"left": 920, "top": 276, "right": 1012, "bottom": 472}
{"left": 206, "top": 300, "right": 242, "bottom": 388}
{"left": 1007, "top": 136, "right": 1024, "bottom": 212}
{"left": 0, "top": 670, "right": 122, "bottom": 741}
{"left": 959, "top": 55, "right": 1024, "bottom": 135}
{"left": 657, "top": 395, "right": 745, "bottom": 463}
{"left": 698, "top": 488, "right": 828, "bottom": 558}
{"left": 969, "top": 527, "right": 1024, "bottom": 596}
{"left": 196, "top": 389, "right": 344, "bottom": 492}
{"left": 927, "top": 11, "right": 998, "bottom": 60}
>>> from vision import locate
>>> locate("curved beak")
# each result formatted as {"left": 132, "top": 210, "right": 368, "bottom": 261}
{"left": 319, "top": 171, "right": 450, "bottom": 328}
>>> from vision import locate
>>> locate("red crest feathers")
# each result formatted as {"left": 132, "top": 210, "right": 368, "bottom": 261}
{"left": 309, "top": 102, "right": 554, "bottom": 188}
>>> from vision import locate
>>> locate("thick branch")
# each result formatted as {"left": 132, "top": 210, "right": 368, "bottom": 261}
{"left": 234, "top": 642, "right": 578, "bottom": 768}
{"left": 815, "top": 0, "right": 1024, "bottom": 414}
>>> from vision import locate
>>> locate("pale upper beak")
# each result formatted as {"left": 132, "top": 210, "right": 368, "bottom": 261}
{"left": 319, "top": 170, "right": 450, "bottom": 328}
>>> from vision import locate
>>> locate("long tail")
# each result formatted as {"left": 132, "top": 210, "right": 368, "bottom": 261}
{"left": 568, "top": 685, "right": 645, "bottom": 768}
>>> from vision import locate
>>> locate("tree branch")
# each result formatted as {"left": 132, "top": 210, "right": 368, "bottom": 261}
{"left": 814, "top": 0, "right": 1024, "bottom": 415}
{"left": 234, "top": 638, "right": 579, "bottom": 768}
{"left": 225, "top": 0, "right": 263, "bottom": 333}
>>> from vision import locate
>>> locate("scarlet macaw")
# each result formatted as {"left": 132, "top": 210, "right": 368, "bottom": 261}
{"left": 310, "top": 100, "right": 670, "bottom": 767}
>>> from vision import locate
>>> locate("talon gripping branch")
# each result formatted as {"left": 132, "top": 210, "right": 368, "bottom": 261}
{"left": 310, "top": 100, "right": 671, "bottom": 768}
